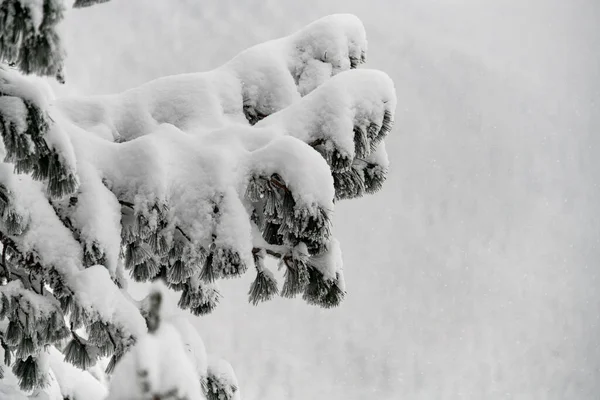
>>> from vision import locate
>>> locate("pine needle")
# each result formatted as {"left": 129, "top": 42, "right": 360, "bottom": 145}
{"left": 248, "top": 269, "right": 278, "bottom": 306}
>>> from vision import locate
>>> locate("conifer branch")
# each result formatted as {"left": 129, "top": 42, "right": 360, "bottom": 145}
{"left": 1, "top": 242, "right": 9, "bottom": 282}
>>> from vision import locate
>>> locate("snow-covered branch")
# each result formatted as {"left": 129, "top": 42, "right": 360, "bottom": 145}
{"left": 0, "top": 13, "right": 396, "bottom": 397}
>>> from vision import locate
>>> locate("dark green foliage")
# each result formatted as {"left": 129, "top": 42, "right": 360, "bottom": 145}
{"left": 0, "top": 0, "right": 65, "bottom": 78}
{"left": 206, "top": 370, "right": 238, "bottom": 400}
{"left": 5, "top": 320, "right": 22, "bottom": 346}
{"left": 105, "top": 351, "right": 121, "bottom": 374}
{"left": 0, "top": 184, "right": 9, "bottom": 215}
{"left": 374, "top": 109, "right": 394, "bottom": 147}
{"left": 67, "top": 302, "right": 86, "bottom": 330}
{"left": 12, "top": 355, "right": 45, "bottom": 391}
{"left": 63, "top": 333, "right": 95, "bottom": 370}
{"left": 302, "top": 267, "right": 330, "bottom": 306}
{"left": 0, "top": 286, "right": 73, "bottom": 391}
{"left": 302, "top": 268, "right": 345, "bottom": 308}
{"left": 33, "top": 151, "right": 79, "bottom": 198}
{"left": 0, "top": 282, "right": 72, "bottom": 381}
{"left": 0, "top": 15, "right": 391, "bottom": 397}
{"left": 246, "top": 174, "right": 332, "bottom": 255}
{"left": 354, "top": 125, "right": 369, "bottom": 159}
{"left": 262, "top": 222, "right": 284, "bottom": 245}
{"left": 131, "top": 257, "right": 161, "bottom": 282}
{"left": 319, "top": 282, "right": 345, "bottom": 309}
{"left": 248, "top": 249, "right": 279, "bottom": 305}
{"left": 306, "top": 108, "right": 393, "bottom": 201}
{"left": 83, "top": 241, "right": 107, "bottom": 268}
{"left": 0, "top": 93, "right": 78, "bottom": 198}
{"left": 14, "top": 0, "right": 64, "bottom": 78}
{"left": 165, "top": 279, "right": 187, "bottom": 293}
{"left": 178, "top": 281, "right": 221, "bottom": 316}
{"left": 363, "top": 163, "right": 388, "bottom": 194}
{"left": 200, "top": 252, "right": 218, "bottom": 283}
{"left": 3, "top": 339, "right": 11, "bottom": 366}
{"left": 281, "top": 255, "right": 310, "bottom": 298}
{"left": 166, "top": 259, "right": 192, "bottom": 284}
{"left": 121, "top": 202, "right": 170, "bottom": 248}
{"left": 193, "top": 196, "right": 249, "bottom": 282}
{"left": 167, "top": 238, "right": 186, "bottom": 265}
{"left": 281, "top": 205, "right": 331, "bottom": 255}
{"left": 85, "top": 320, "right": 116, "bottom": 358}
{"left": 125, "top": 240, "right": 153, "bottom": 270}
{"left": 333, "top": 167, "right": 366, "bottom": 200}
{"left": 245, "top": 176, "right": 266, "bottom": 202}
{"left": 58, "top": 294, "right": 73, "bottom": 315}
{"left": 39, "top": 312, "right": 70, "bottom": 344}
{"left": 15, "top": 336, "right": 35, "bottom": 359}
{"left": 366, "top": 110, "right": 393, "bottom": 151}
{"left": 312, "top": 141, "right": 352, "bottom": 172}
{"left": 263, "top": 183, "right": 282, "bottom": 219}
{"left": 189, "top": 298, "right": 219, "bottom": 316}
{"left": 119, "top": 201, "right": 216, "bottom": 296}
{"left": 248, "top": 269, "right": 278, "bottom": 306}
{"left": 3, "top": 208, "right": 29, "bottom": 236}
{"left": 0, "top": 294, "right": 10, "bottom": 318}
{"left": 367, "top": 121, "right": 379, "bottom": 143}
{"left": 87, "top": 321, "right": 110, "bottom": 347}
{"left": 212, "top": 246, "right": 247, "bottom": 279}
{"left": 148, "top": 230, "right": 169, "bottom": 257}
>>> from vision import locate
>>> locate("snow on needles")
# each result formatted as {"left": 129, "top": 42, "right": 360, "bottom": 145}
{"left": 0, "top": 12, "right": 397, "bottom": 398}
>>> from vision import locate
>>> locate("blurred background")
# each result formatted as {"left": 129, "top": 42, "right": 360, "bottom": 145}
{"left": 58, "top": 1, "right": 599, "bottom": 399}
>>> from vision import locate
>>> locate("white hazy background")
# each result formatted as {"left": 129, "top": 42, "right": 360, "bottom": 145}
{"left": 57, "top": 1, "right": 599, "bottom": 399}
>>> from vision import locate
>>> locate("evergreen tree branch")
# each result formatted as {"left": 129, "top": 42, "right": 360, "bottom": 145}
{"left": 0, "top": 13, "right": 393, "bottom": 396}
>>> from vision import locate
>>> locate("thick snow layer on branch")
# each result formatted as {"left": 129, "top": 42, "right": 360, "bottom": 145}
{"left": 257, "top": 69, "right": 396, "bottom": 163}
{"left": 0, "top": 66, "right": 53, "bottom": 108}
{"left": 0, "top": 96, "right": 28, "bottom": 133}
{"left": 0, "top": 67, "right": 78, "bottom": 188}
{"left": 4, "top": 174, "right": 82, "bottom": 277}
{"left": 55, "top": 14, "right": 368, "bottom": 141}
{"left": 65, "top": 121, "right": 336, "bottom": 253}
{"left": 56, "top": 69, "right": 246, "bottom": 142}
{"left": 0, "top": 170, "right": 143, "bottom": 337}
{"left": 68, "top": 163, "right": 122, "bottom": 274}
{"left": 307, "top": 237, "right": 343, "bottom": 281}
{"left": 365, "top": 141, "right": 389, "bottom": 167}
{"left": 1, "top": 13, "right": 395, "bottom": 324}
{"left": 0, "top": 13, "right": 396, "bottom": 394}
{"left": 72, "top": 266, "right": 146, "bottom": 337}
{"left": 245, "top": 134, "right": 335, "bottom": 209}
{"left": 0, "top": 280, "right": 59, "bottom": 317}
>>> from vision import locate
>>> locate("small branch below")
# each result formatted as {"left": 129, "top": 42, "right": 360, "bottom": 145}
{"left": 175, "top": 226, "right": 191, "bottom": 242}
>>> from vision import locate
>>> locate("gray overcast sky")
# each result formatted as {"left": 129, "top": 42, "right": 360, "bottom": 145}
{"left": 61, "top": 1, "right": 600, "bottom": 398}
